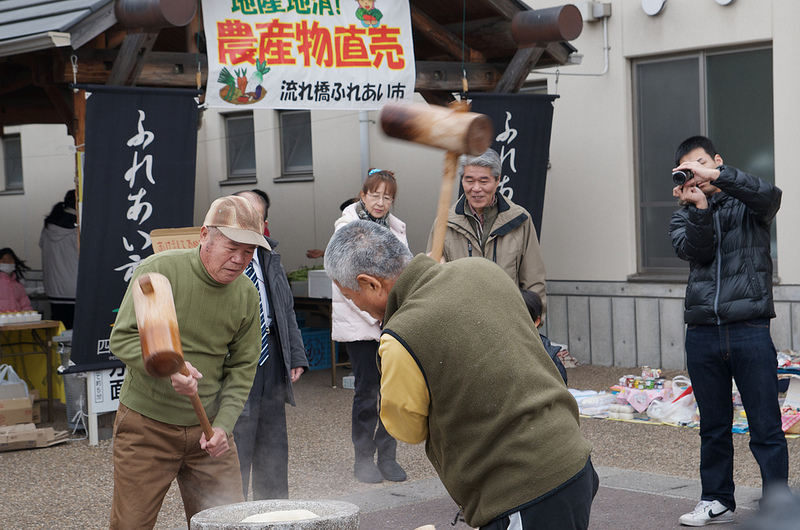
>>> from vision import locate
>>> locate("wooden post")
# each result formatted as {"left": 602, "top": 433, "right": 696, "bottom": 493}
{"left": 72, "top": 88, "right": 86, "bottom": 251}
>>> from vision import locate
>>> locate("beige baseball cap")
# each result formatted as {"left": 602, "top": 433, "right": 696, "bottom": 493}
{"left": 203, "top": 195, "right": 271, "bottom": 250}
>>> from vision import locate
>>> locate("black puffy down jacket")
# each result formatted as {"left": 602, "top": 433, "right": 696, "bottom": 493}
{"left": 669, "top": 165, "right": 781, "bottom": 326}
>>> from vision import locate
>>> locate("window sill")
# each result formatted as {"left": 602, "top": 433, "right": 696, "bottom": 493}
{"left": 220, "top": 177, "right": 257, "bottom": 187}
{"left": 627, "top": 272, "right": 688, "bottom": 284}
{"left": 0, "top": 189, "right": 24, "bottom": 196}
{"left": 628, "top": 272, "right": 781, "bottom": 285}
{"left": 273, "top": 174, "right": 314, "bottom": 183}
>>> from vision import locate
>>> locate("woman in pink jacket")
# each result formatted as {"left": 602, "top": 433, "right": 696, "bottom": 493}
{"left": 0, "top": 248, "right": 33, "bottom": 312}
{"left": 331, "top": 169, "right": 409, "bottom": 484}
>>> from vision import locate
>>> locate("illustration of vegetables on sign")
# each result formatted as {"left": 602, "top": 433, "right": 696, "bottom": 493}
{"left": 218, "top": 59, "right": 270, "bottom": 104}
{"left": 356, "top": 0, "right": 382, "bottom": 28}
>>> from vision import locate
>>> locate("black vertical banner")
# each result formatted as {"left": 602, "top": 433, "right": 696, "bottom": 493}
{"left": 71, "top": 86, "right": 199, "bottom": 372}
{"left": 467, "top": 93, "right": 558, "bottom": 239}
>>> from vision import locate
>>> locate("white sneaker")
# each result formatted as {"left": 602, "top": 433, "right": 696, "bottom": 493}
{"left": 679, "top": 500, "right": 734, "bottom": 526}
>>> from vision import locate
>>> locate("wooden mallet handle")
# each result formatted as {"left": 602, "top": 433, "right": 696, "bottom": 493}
{"left": 179, "top": 365, "right": 215, "bottom": 441}
{"left": 133, "top": 273, "right": 214, "bottom": 441}
{"left": 429, "top": 152, "right": 461, "bottom": 263}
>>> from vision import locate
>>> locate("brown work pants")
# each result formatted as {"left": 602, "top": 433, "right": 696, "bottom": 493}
{"left": 109, "top": 404, "right": 245, "bottom": 529}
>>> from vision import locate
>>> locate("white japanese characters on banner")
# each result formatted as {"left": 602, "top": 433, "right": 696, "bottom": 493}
{"left": 73, "top": 86, "right": 197, "bottom": 372}
{"left": 201, "top": 0, "right": 416, "bottom": 110}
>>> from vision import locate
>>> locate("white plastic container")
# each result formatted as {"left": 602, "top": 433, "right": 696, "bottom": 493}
{"left": 308, "top": 270, "right": 332, "bottom": 299}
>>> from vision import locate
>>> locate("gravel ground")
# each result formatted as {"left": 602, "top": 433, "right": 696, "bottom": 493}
{"left": 2, "top": 364, "right": 799, "bottom": 529}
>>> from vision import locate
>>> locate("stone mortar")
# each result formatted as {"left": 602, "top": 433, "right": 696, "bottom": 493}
{"left": 190, "top": 499, "right": 359, "bottom": 530}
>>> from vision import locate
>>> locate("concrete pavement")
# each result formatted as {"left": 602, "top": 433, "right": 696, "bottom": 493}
{"left": 176, "top": 465, "right": 764, "bottom": 528}
{"left": 342, "top": 466, "right": 762, "bottom": 529}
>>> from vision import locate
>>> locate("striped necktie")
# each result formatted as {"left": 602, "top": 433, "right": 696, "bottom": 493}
{"left": 244, "top": 261, "right": 269, "bottom": 365}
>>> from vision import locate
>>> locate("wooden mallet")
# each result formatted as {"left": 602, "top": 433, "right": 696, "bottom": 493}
{"left": 380, "top": 101, "right": 493, "bottom": 261}
{"left": 132, "top": 272, "right": 214, "bottom": 440}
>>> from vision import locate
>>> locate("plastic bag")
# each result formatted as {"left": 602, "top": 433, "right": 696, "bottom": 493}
{"left": 647, "top": 390, "right": 697, "bottom": 425}
{"left": 671, "top": 375, "right": 691, "bottom": 398}
{"left": 572, "top": 391, "right": 616, "bottom": 416}
{"left": 0, "top": 363, "right": 29, "bottom": 398}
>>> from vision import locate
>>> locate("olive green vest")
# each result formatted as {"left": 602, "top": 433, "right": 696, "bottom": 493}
{"left": 383, "top": 255, "right": 592, "bottom": 527}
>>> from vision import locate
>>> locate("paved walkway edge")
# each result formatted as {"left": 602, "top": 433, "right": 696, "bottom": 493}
{"left": 334, "top": 466, "right": 763, "bottom": 514}
{"left": 595, "top": 466, "right": 760, "bottom": 511}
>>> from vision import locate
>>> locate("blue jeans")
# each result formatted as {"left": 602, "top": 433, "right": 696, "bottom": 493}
{"left": 685, "top": 319, "right": 788, "bottom": 511}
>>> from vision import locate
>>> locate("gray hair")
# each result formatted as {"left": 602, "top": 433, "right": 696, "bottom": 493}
{"left": 205, "top": 226, "right": 223, "bottom": 242}
{"left": 458, "top": 147, "right": 501, "bottom": 179}
{"left": 324, "top": 220, "right": 413, "bottom": 291}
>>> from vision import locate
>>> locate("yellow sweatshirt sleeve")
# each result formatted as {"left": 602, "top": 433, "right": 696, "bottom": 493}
{"left": 378, "top": 334, "right": 430, "bottom": 444}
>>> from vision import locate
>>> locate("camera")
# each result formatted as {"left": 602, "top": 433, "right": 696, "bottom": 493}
{"left": 672, "top": 169, "right": 693, "bottom": 186}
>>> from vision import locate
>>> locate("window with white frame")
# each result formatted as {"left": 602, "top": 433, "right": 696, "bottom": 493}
{"left": 225, "top": 112, "right": 256, "bottom": 181}
{"left": 278, "top": 110, "right": 313, "bottom": 178}
{"left": 2, "top": 134, "right": 23, "bottom": 192}
{"left": 635, "top": 46, "right": 774, "bottom": 274}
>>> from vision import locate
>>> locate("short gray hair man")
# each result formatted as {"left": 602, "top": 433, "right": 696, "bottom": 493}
{"left": 324, "top": 220, "right": 413, "bottom": 291}
{"left": 457, "top": 147, "right": 501, "bottom": 179}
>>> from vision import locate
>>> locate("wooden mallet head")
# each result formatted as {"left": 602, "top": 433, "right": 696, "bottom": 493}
{"left": 379, "top": 101, "right": 494, "bottom": 261}
{"left": 132, "top": 273, "right": 185, "bottom": 378}
{"left": 379, "top": 101, "right": 493, "bottom": 156}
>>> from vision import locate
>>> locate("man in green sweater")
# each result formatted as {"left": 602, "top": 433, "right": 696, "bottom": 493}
{"left": 109, "top": 195, "right": 269, "bottom": 529}
{"left": 325, "top": 220, "right": 598, "bottom": 530}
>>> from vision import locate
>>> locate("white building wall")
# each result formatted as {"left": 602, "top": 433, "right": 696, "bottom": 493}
{"left": 526, "top": 0, "right": 800, "bottom": 366}
{"left": 772, "top": 0, "right": 800, "bottom": 285}
{"left": 525, "top": 0, "right": 782, "bottom": 282}
{"left": 0, "top": 124, "right": 75, "bottom": 269}
{"left": 195, "top": 98, "right": 445, "bottom": 271}
{"left": 529, "top": 0, "right": 636, "bottom": 281}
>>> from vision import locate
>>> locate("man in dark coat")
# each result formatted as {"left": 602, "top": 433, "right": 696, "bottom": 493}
{"left": 669, "top": 136, "right": 788, "bottom": 527}
{"left": 233, "top": 190, "right": 309, "bottom": 500}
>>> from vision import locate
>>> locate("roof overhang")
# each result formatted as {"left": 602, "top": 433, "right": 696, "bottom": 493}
{"left": 0, "top": 1, "right": 583, "bottom": 132}
{"left": 0, "top": 31, "right": 71, "bottom": 58}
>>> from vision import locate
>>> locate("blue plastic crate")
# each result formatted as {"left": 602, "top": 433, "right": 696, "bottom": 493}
{"left": 300, "top": 327, "right": 332, "bottom": 370}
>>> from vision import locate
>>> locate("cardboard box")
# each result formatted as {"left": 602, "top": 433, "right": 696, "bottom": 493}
{"left": 0, "top": 423, "right": 68, "bottom": 452}
{"left": 308, "top": 269, "right": 332, "bottom": 298}
{"left": 30, "top": 389, "right": 40, "bottom": 424}
{"left": 0, "top": 397, "right": 33, "bottom": 426}
{"left": 150, "top": 227, "right": 201, "bottom": 254}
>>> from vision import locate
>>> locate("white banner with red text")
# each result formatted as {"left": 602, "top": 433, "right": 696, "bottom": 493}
{"left": 201, "top": 0, "right": 415, "bottom": 110}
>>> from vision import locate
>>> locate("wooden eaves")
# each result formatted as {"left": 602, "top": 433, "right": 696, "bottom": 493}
{"left": 0, "top": 0, "right": 581, "bottom": 135}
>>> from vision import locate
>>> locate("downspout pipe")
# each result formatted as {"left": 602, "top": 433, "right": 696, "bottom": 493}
{"left": 359, "top": 110, "right": 370, "bottom": 182}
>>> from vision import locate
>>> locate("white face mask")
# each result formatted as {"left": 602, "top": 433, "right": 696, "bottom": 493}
{"left": 0, "top": 264, "right": 16, "bottom": 275}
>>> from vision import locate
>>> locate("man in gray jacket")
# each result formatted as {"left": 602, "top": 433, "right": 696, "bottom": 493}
{"left": 669, "top": 136, "right": 788, "bottom": 527}
{"left": 426, "top": 148, "right": 547, "bottom": 315}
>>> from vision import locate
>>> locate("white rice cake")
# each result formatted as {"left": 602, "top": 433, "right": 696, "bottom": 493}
{"left": 241, "top": 509, "right": 319, "bottom": 522}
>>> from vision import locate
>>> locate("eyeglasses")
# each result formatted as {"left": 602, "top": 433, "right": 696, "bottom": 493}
{"left": 365, "top": 192, "right": 393, "bottom": 203}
